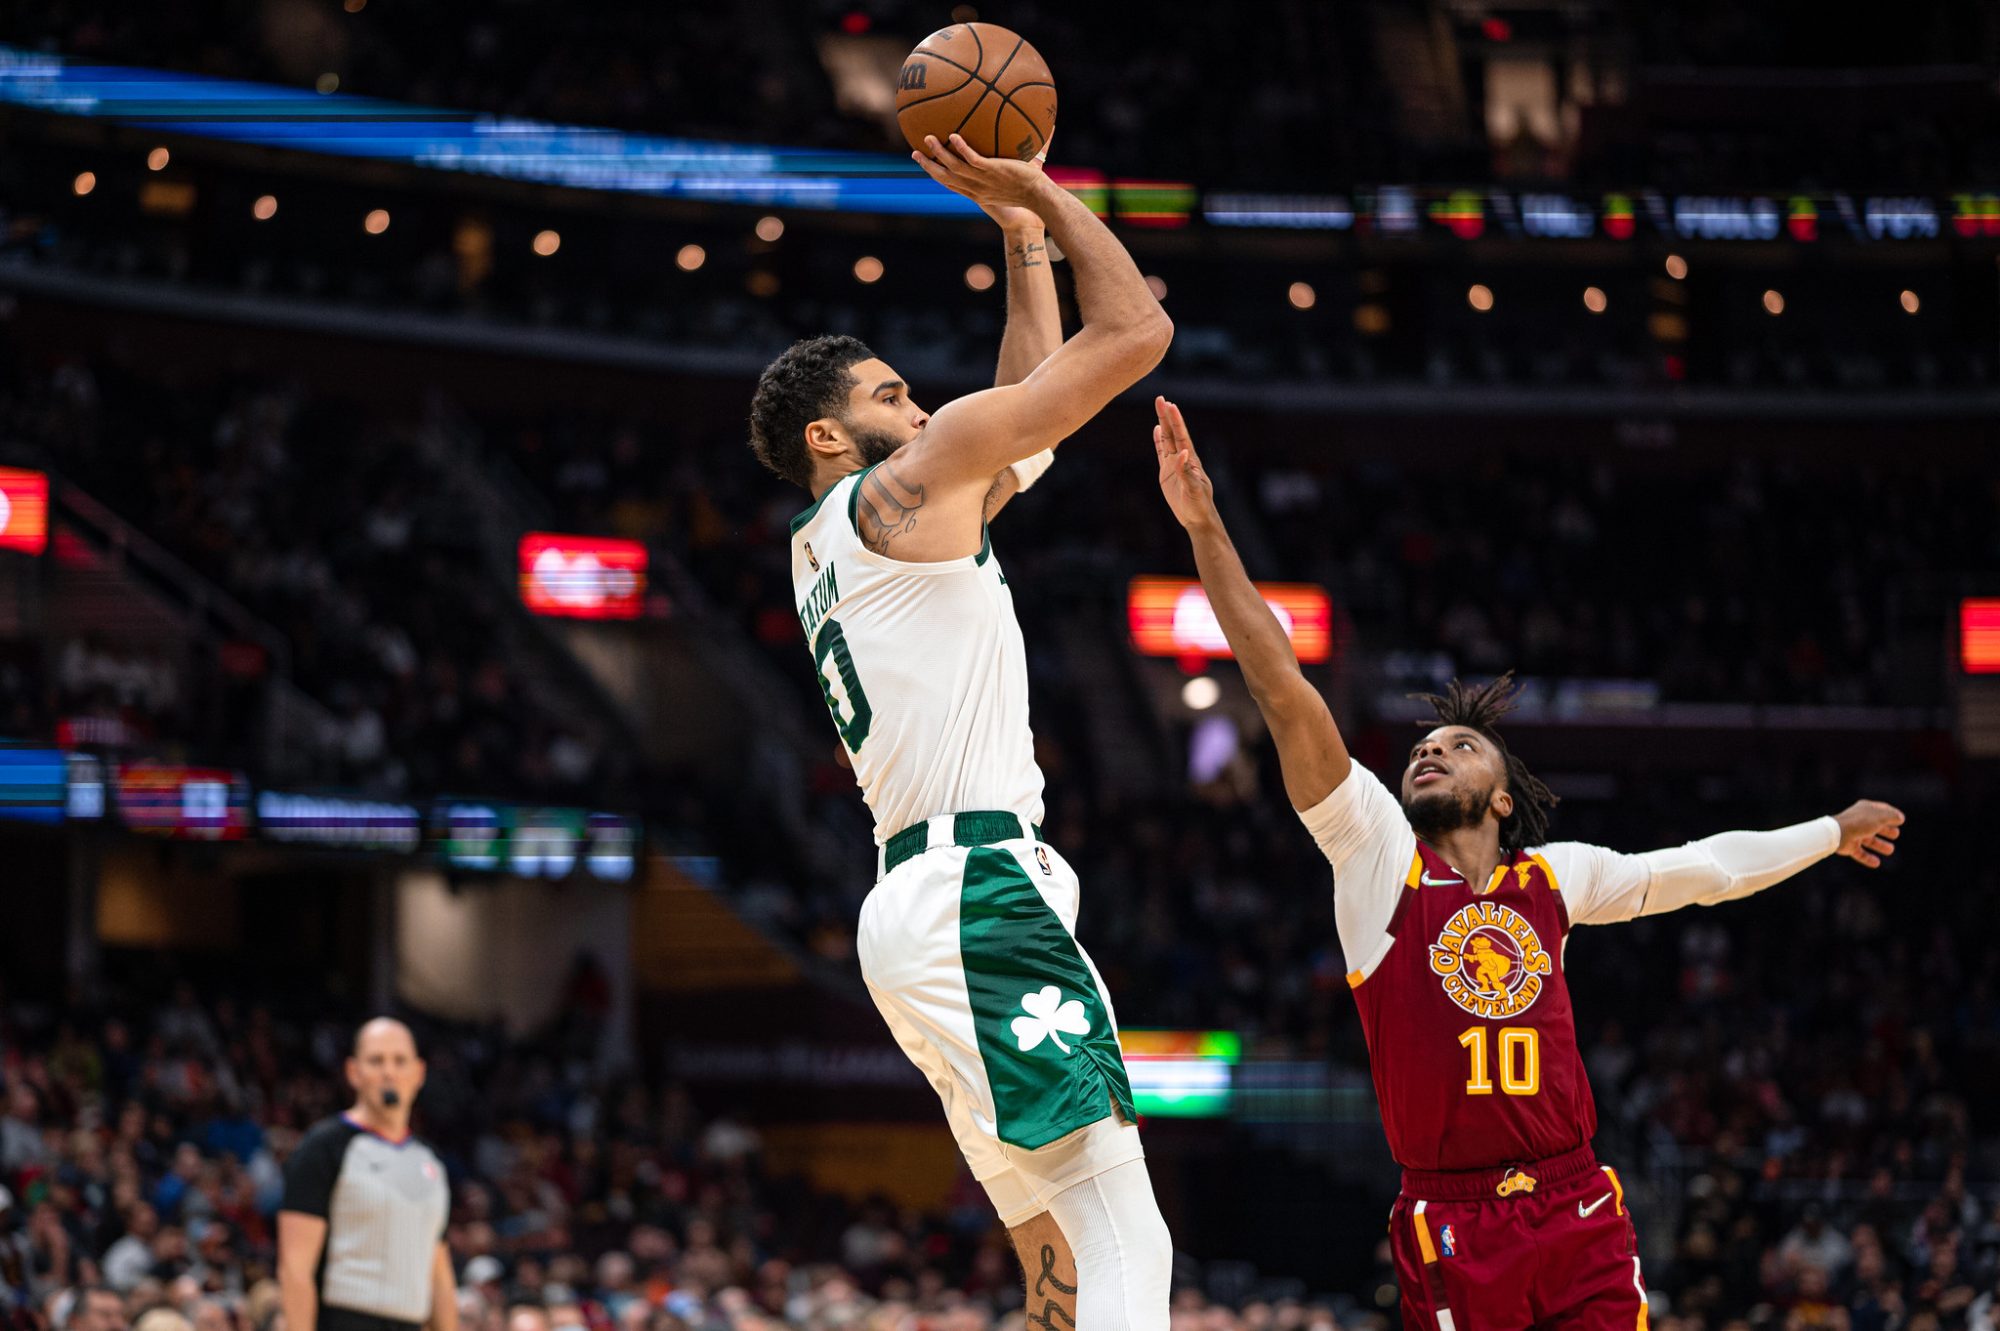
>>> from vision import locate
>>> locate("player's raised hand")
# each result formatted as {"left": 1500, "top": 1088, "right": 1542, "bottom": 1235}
{"left": 1833, "top": 800, "right": 1905, "bottom": 868}
{"left": 912, "top": 133, "right": 1052, "bottom": 215}
{"left": 975, "top": 131, "right": 1053, "bottom": 232}
{"left": 1154, "top": 397, "right": 1218, "bottom": 532}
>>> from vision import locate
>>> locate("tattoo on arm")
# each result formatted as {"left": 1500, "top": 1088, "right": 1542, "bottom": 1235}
{"left": 856, "top": 459, "right": 926, "bottom": 555}
{"left": 983, "top": 473, "right": 1011, "bottom": 522}
{"left": 1024, "top": 1245, "right": 1078, "bottom": 1331}
{"left": 1009, "top": 239, "right": 1046, "bottom": 270}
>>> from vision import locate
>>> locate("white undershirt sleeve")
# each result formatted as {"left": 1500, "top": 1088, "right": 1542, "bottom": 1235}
{"left": 1548, "top": 816, "right": 1843, "bottom": 926}
{"left": 1298, "top": 764, "right": 1418, "bottom": 973}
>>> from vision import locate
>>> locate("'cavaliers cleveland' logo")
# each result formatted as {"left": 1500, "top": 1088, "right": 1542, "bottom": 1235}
{"left": 1428, "top": 901, "right": 1553, "bottom": 1018}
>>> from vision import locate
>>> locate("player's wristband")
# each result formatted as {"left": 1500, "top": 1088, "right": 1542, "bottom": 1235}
{"left": 1009, "top": 449, "right": 1056, "bottom": 492}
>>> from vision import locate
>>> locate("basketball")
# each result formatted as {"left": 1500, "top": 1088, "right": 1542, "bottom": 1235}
{"left": 896, "top": 23, "right": 1056, "bottom": 163}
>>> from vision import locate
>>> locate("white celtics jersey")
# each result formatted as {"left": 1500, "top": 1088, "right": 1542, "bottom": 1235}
{"left": 790, "top": 465, "right": 1045, "bottom": 844}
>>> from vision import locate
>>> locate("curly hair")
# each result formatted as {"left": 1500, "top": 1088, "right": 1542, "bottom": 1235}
{"left": 1409, "top": 671, "right": 1559, "bottom": 852}
{"left": 747, "top": 335, "right": 876, "bottom": 490}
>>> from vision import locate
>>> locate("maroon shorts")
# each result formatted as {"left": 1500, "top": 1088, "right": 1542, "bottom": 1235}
{"left": 1388, "top": 1145, "right": 1649, "bottom": 1331}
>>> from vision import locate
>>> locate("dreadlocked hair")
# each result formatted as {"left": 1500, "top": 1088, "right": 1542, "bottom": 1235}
{"left": 1408, "top": 672, "right": 1559, "bottom": 853}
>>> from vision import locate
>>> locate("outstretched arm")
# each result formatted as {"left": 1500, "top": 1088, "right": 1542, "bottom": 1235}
{"left": 1559, "top": 801, "right": 1906, "bottom": 925}
{"left": 1155, "top": 397, "right": 1351, "bottom": 811}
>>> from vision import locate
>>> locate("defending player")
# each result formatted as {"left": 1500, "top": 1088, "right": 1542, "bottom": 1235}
{"left": 748, "top": 135, "right": 1173, "bottom": 1329}
{"left": 1149, "top": 398, "right": 1906, "bottom": 1331}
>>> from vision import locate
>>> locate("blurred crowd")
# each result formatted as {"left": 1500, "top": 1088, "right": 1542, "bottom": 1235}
{"left": 0, "top": 951, "right": 1995, "bottom": 1331}
{"left": 0, "top": 355, "right": 616, "bottom": 802}
{"left": 1248, "top": 451, "right": 1990, "bottom": 707}
{"left": 0, "top": 983, "right": 1388, "bottom": 1331}
{"left": 486, "top": 392, "right": 1999, "bottom": 713}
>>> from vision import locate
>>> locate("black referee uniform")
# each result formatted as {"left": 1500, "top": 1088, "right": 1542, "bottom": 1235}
{"left": 282, "top": 1114, "right": 452, "bottom": 1331}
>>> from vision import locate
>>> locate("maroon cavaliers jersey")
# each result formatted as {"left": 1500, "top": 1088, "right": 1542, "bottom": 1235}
{"left": 1348, "top": 840, "right": 1596, "bottom": 1172}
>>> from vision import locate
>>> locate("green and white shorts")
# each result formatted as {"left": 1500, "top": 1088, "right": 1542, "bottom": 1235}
{"left": 857, "top": 819, "right": 1143, "bottom": 1227}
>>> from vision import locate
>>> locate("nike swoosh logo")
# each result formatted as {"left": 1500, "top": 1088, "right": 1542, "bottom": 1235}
{"left": 1578, "top": 1192, "right": 1614, "bottom": 1218}
{"left": 1420, "top": 871, "right": 1465, "bottom": 886}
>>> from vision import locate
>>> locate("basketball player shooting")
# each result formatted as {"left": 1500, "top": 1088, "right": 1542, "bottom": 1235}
{"left": 748, "top": 136, "right": 1174, "bottom": 1328}
{"left": 1149, "top": 398, "right": 1906, "bottom": 1331}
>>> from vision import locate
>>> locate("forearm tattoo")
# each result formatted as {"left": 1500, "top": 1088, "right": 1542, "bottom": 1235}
{"left": 1009, "top": 239, "right": 1046, "bottom": 270}
{"left": 857, "top": 458, "right": 926, "bottom": 555}
{"left": 1025, "top": 1244, "right": 1078, "bottom": 1331}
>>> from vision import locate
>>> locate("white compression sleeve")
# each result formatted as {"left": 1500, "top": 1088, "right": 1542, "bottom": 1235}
{"left": 1633, "top": 816, "right": 1841, "bottom": 916}
{"left": 1045, "top": 1159, "right": 1173, "bottom": 1331}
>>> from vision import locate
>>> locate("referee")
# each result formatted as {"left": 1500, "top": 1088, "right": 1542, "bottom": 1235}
{"left": 279, "top": 1019, "right": 455, "bottom": 1331}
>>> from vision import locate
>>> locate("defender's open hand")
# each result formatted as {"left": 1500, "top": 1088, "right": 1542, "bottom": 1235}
{"left": 1153, "top": 396, "right": 1218, "bottom": 532}
{"left": 1834, "top": 800, "right": 1905, "bottom": 868}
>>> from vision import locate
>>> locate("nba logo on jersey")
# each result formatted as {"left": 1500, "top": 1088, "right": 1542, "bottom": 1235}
{"left": 804, "top": 542, "right": 820, "bottom": 572}
{"left": 1440, "top": 1224, "right": 1456, "bottom": 1257}
{"left": 1035, "top": 846, "right": 1052, "bottom": 875}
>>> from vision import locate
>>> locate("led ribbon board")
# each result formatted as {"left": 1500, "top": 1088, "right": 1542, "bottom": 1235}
{"left": 0, "top": 746, "right": 66, "bottom": 823}
{"left": 435, "top": 799, "right": 639, "bottom": 881}
{"left": 5, "top": 50, "right": 1986, "bottom": 236}
{"left": 0, "top": 46, "right": 981, "bottom": 216}
{"left": 257, "top": 791, "right": 423, "bottom": 852}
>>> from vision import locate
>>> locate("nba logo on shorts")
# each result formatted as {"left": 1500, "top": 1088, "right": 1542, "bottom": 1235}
{"left": 1440, "top": 1224, "right": 1456, "bottom": 1257}
{"left": 1035, "top": 846, "right": 1052, "bottom": 875}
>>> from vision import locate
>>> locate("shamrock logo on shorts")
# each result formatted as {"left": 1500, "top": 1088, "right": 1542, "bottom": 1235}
{"left": 1011, "top": 985, "right": 1091, "bottom": 1053}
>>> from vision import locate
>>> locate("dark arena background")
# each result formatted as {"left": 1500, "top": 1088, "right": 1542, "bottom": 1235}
{"left": 0, "top": 2, "right": 1997, "bottom": 1329}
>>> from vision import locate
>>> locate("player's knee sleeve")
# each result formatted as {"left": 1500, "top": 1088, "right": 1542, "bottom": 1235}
{"left": 1046, "top": 1158, "right": 1172, "bottom": 1331}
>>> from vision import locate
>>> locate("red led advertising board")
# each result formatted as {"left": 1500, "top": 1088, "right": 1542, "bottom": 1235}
{"left": 0, "top": 468, "right": 49, "bottom": 555}
{"left": 1963, "top": 599, "right": 2000, "bottom": 674}
{"left": 519, "top": 533, "right": 647, "bottom": 620}
{"left": 1128, "top": 577, "right": 1332, "bottom": 664}
{"left": 114, "top": 763, "right": 251, "bottom": 840}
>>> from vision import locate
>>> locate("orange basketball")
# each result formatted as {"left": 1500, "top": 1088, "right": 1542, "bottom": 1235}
{"left": 896, "top": 23, "right": 1056, "bottom": 163}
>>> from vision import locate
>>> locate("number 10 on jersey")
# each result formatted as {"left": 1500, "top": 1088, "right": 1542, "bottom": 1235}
{"left": 1459, "top": 1025, "right": 1541, "bottom": 1096}
{"left": 814, "top": 619, "right": 873, "bottom": 752}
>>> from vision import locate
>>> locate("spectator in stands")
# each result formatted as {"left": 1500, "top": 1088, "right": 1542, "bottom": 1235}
{"left": 1782, "top": 1207, "right": 1856, "bottom": 1281}
{"left": 67, "top": 1289, "right": 130, "bottom": 1331}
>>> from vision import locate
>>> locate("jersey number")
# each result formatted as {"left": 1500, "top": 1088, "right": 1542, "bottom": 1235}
{"left": 813, "top": 618, "right": 873, "bottom": 753}
{"left": 1458, "top": 1026, "right": 1540, "bottom": 1096}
